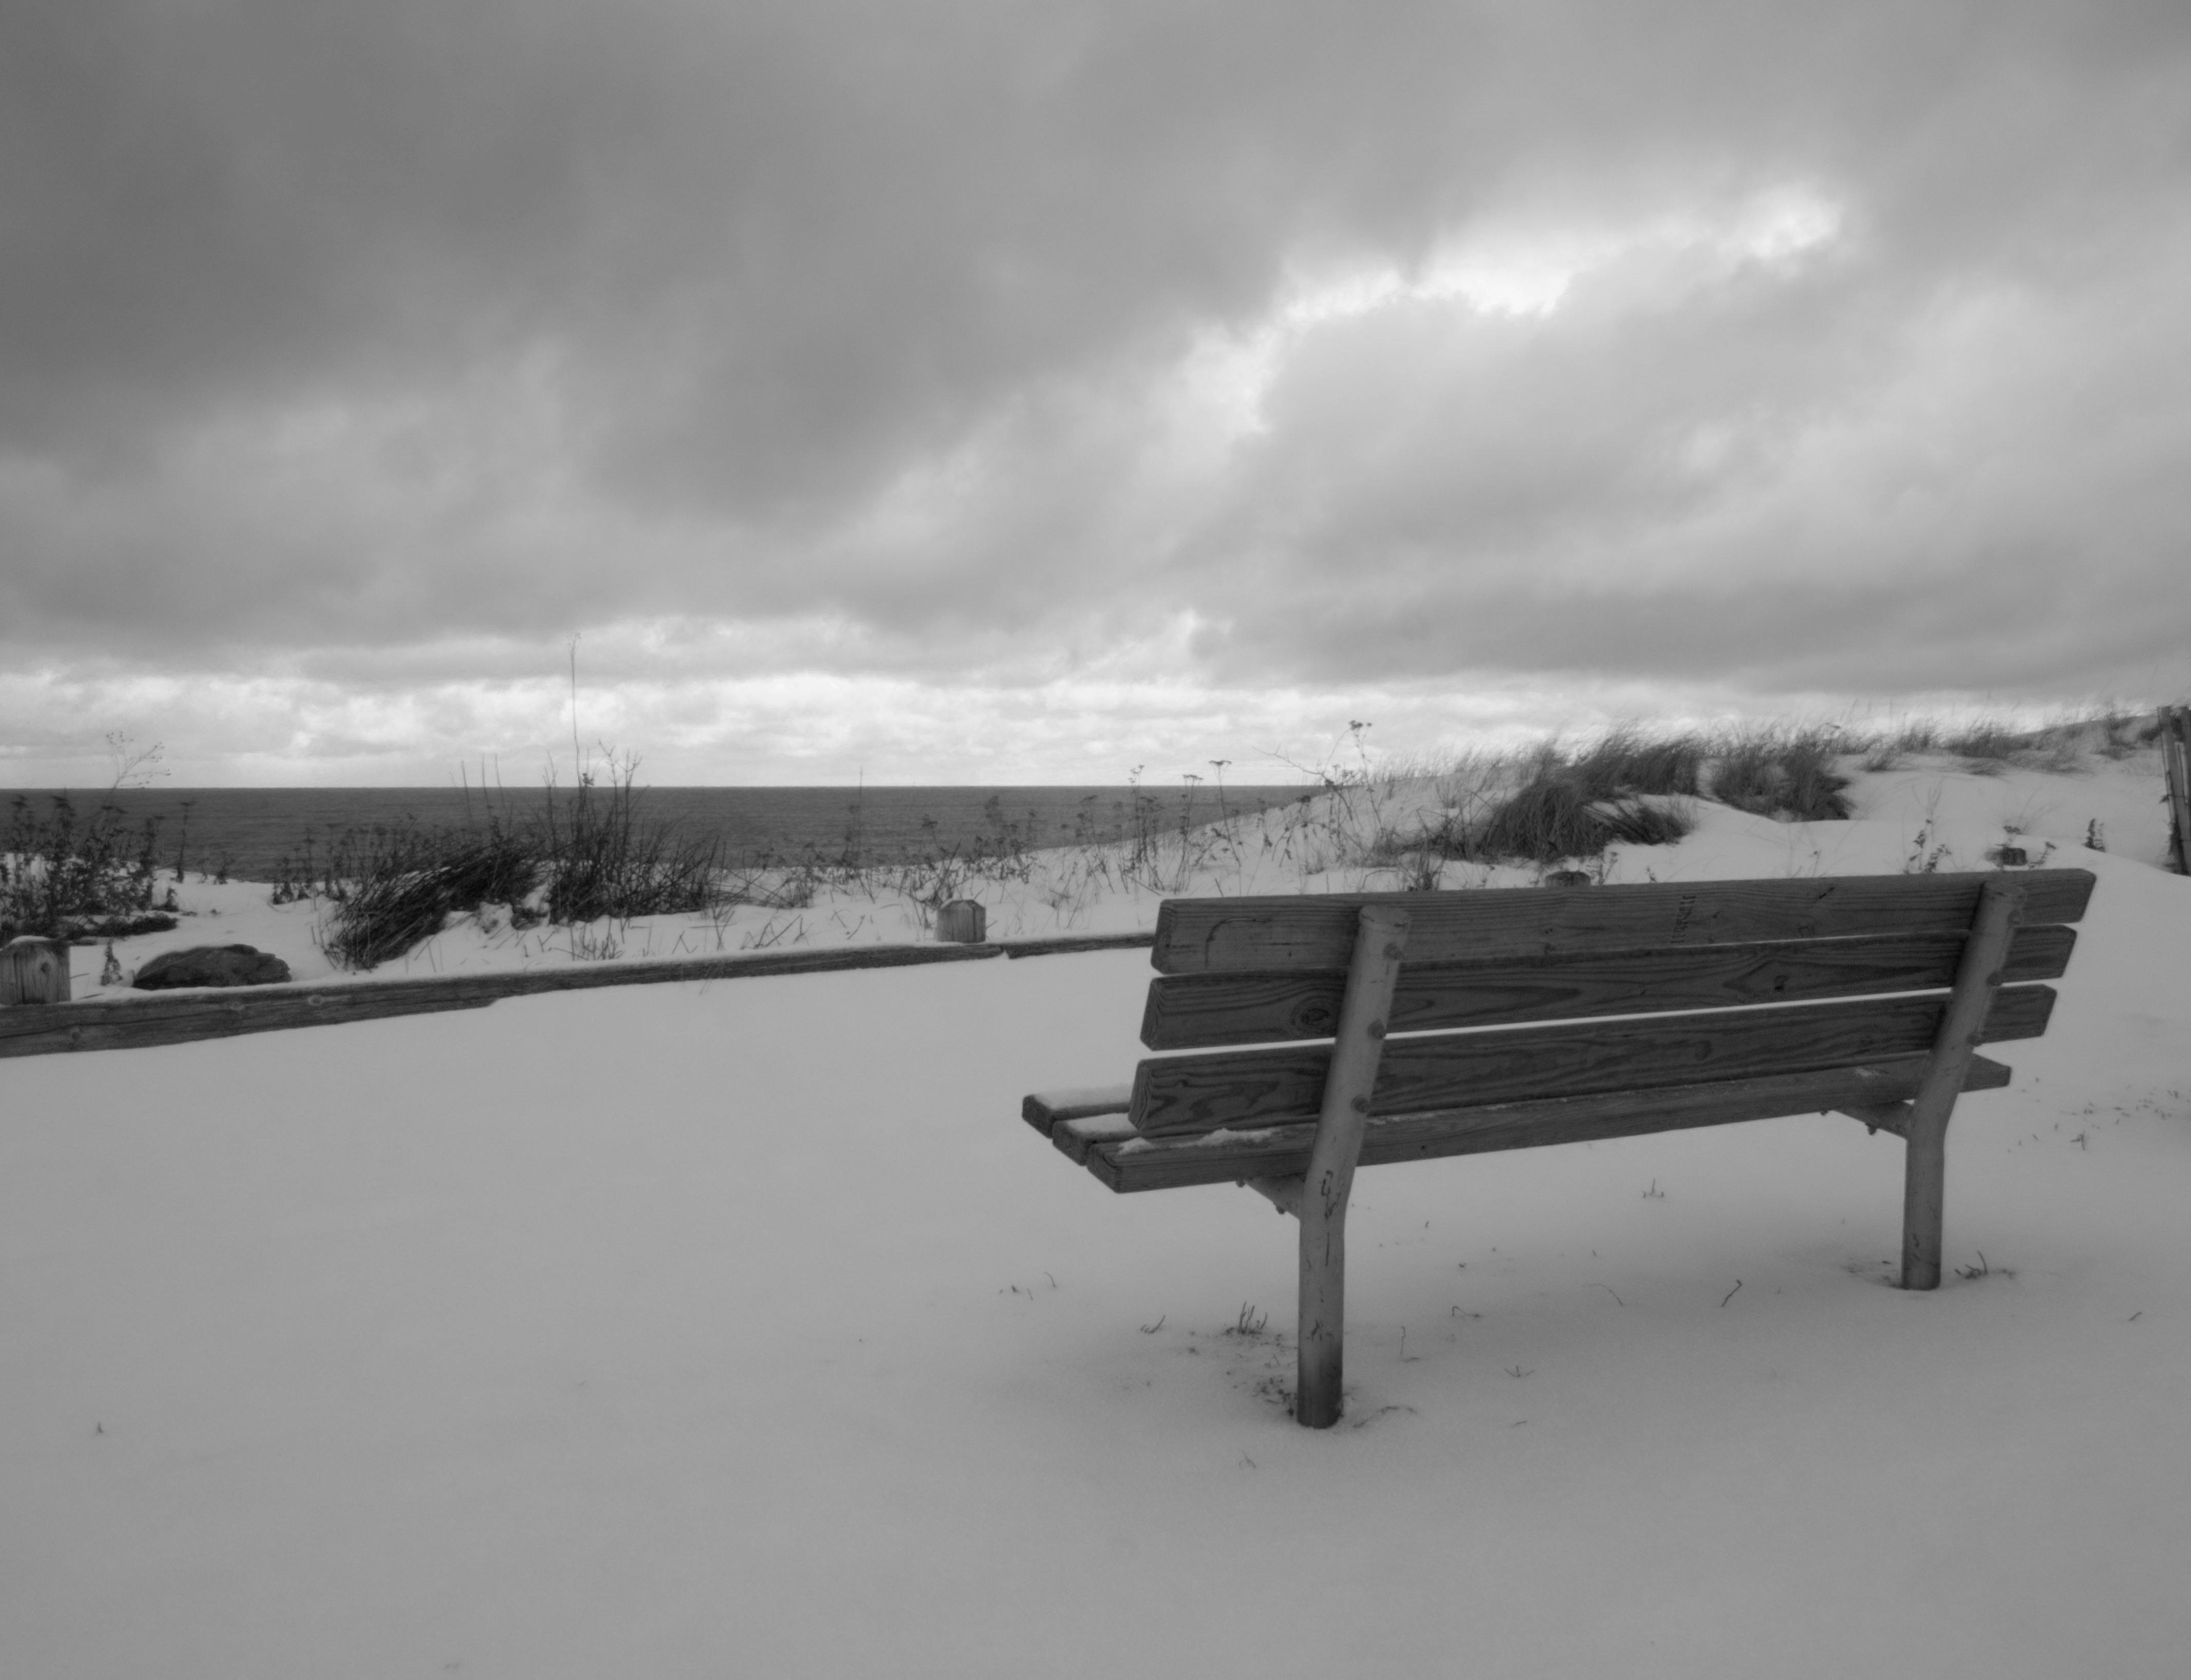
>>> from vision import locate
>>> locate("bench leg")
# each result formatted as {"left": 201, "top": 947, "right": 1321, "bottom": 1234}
{"left": 1900, "top": 1108, "right": 1951, "bottom": 1291}
{"left": 1900, "top": 879, "right": 2023, "bottom": 1290}
{"left": 1296, "top": 1175, "right": 1349, "bottom": 1426}
{"left": 1293, "top": 908, "right": 1411, "bottom": 1428}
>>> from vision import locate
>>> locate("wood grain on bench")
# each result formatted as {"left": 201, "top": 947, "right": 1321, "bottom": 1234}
{"left": 1129, "top": 983, "right": 2055, "bottom": 1135}
{"left": 1088, "top": 1054, "right": 2014, "bottom": 1191}
{"left": 1139, "top": 923, "right": 2077, "bottom": 1048}
{"left": 1020, "top": 1086, "right": 1133, "bottom": 1135}
{"left": 1150, "top": 871, "right": 2096, "bottom": 973}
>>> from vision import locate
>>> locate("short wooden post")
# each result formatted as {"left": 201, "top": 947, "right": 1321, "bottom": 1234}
{"left": 935, "top": 899, "right": 987, "bottom": 942}
{"left": 2162, "top": 707, "right": 2191, "bottom": 876}
{"left": 1, "top": 937, "right": 72, "bottom": 1005}
{"left": 1901, "top": 880, "right": 2023, "bottom": 1290}
{"left": 1295, "top": 906, "right": 1410, "bottom": 1428}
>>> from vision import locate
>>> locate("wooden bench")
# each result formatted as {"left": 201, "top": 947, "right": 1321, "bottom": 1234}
{"left": 1021, "top": 869, "right": 2093, "bottom": 1427}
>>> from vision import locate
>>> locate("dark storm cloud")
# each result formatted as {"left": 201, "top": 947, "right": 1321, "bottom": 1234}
{"left": 1186, "top": 203, "right": 2191, "bottom": 693}
{"left": 4, "top": 0, "right": 2189, "bottom": 707}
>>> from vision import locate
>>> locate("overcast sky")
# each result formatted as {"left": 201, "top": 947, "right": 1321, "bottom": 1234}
{"left": 5, "top": 1, "right": 2188, "bottom": 786}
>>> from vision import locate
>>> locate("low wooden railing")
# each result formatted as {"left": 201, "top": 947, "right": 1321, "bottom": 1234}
{"left": 0, "top": 931, "right": 1154, "bottom": 1060}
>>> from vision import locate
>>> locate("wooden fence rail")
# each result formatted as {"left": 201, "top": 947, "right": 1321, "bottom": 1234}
{"left": 0, "top": 931, "right": 1154, "bottom": 1060}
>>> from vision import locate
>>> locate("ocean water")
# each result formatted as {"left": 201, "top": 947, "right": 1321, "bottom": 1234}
{"left": 3, "top": 783, "right": 1312, "bottom": 884}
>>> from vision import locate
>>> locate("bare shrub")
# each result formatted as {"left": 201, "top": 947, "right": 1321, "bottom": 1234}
{"left": 538, "top": 757, "right": 725, "bottom": 924}
{"left": 1, "top": 793, "right": 168, "bottom": 943}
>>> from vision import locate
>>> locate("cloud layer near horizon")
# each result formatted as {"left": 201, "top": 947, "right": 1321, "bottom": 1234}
{"left": 5, "top": 1, "right": 2189, "bottom": 782}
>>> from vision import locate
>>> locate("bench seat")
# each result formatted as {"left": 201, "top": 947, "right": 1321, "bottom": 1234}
{"left": 1042, "top": 1051, "right": 2010, "bottom": 1187}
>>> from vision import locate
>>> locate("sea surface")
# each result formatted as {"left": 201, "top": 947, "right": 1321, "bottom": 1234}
{"left": 3, "top": 783, "right": 1312, "bottom": 884}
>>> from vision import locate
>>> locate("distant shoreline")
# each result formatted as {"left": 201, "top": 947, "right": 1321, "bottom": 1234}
{"left": 3, "top": 782, "right": 1314, "bottom": 884}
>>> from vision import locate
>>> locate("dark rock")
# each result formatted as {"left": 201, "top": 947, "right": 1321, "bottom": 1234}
{"left": 1544, "top": 869, "right": 1594, "bottom": 888}
{"left": 133, "top": 945, "right": 293, "bottom": 990}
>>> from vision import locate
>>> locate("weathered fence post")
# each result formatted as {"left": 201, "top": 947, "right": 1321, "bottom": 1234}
{"left": 935, "top": 900, "right": 987, "bottom": 942}
{"left": 1, "top": 937, "right": 73, "bottom": 1006}
{"left": 2161, "top": 706, "right": 2191, "bottom": 876}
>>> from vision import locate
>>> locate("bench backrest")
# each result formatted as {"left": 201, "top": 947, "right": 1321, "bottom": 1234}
{"left": 1128, "top": 871, "right": 2093, "bottom": 1138}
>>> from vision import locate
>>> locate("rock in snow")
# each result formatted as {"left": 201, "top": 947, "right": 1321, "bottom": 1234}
{"left": 132, "top": 944, "right": 293, "bottom": 990}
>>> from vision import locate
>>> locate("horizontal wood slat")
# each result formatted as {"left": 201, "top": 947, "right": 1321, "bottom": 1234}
{"left": 1837, "top": 1100, "right": 1912, "bottom": 1138}
{"left": 1053, "top": 1112, "right": 1141, "bottom": 1164}
{"left": 1139, "top": 923, "right": 2077, "bottom": 1048}
{"left": 1091, "top": 1054, "right": 2015, "bottom": 1192}
{"left": 1149, "top": 870, "right": 2094, "bottom": 974}
{"left": 1021, "top": 1085, "right": 1134, "bottom": 1137}
{"left": 1129, "top": 984, "right": 2054, "bottom": 1135}
{"left": 0, "top": 941, "right": 1006, "bottom": 1059}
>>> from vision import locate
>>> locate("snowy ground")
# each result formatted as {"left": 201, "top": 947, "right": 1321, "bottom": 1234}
{"left": 5, "top": 748, "right": 2189, "bottom": 1676}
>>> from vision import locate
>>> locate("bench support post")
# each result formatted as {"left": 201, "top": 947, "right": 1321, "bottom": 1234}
{"left": 1295, "top": 907, "right": 1411, "bottom": 1428}
{"left": 1901, "top": 880, "right": 2024, "bottom": 1290}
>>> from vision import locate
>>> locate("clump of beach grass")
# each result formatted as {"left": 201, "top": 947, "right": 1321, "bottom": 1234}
{"left": 1383, "top": 730, "right": 1710, "bottom": 867}
{"left": 1862, "top": 706, "right": 2148, "bottom": 773}
{"left": 316, "top": 823, "right": 540, "bottom": 972}
{"left": 1709, "top": 725, "right": 1854, "bottom": 821}
{"left": 1567, "top": 726, "right": 1707, "bottom": 800}
{"left": 310, "top": 753, "right": 732, "bottom": 971}
{"left": 536, "top": 754, "right": 728, "bottom": 924}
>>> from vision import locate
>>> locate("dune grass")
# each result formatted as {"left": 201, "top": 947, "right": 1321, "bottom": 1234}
{"left": 28, "top": 704, "right": 2164, "bottom": 970}
{"left": 1371, "top": 708, "right": 2153, "bottom": 872}
{"left": 311, "top": 704, "right": 2173, "bottom": 963}
{"left": 298, "top": 759, "right": 734, "bottom": 971}
{"left": 312, "top": 824, "right": 541, "bottom": 972}
{"left": 1709, "top": 726, "right": 1853, "bottom": 821}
